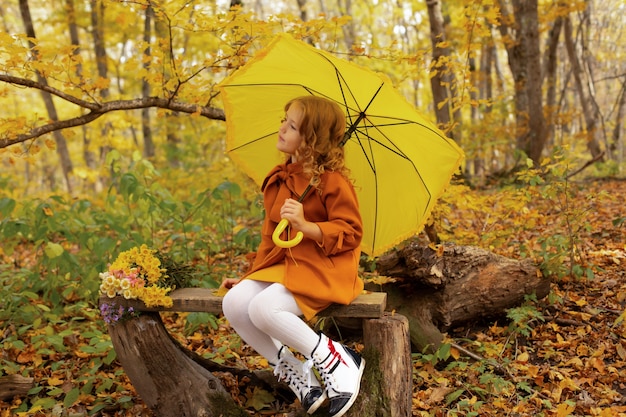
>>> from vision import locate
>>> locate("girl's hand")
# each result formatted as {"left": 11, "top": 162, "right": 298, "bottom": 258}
{"left": 220, "top": 278, "right": 241, "bottom": 289}
{"left": 280, "top": 198, "right": 323, "bottom": 242}
{"left": 280, "top": 198, "right": 306, "bottom": 229}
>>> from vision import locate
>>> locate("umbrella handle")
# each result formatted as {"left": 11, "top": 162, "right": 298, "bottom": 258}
{"left": 272, "top": 218, "right": 304, "bottom": 248}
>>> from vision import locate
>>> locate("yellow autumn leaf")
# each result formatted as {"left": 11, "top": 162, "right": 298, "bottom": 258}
{"left": 555, "top": 402, "right": 575, "bottom": 417}
{"left": 187, "top": 332, "right": 204, "bottom": 342}
{"left": 450, "top": 345, "right": 461, "bottom": 360}
{"left": 93, "top": 77, "right": 110, "bottom": 90}
{"left": 47, "top": 376, "right": 63, "bottom": 386}
{"left": 616, "top": 343, "right": 626, "bottom": 360}
{"left": 365, "top": 274, "right": 397, "bottom": 286}
{"left": 44, "top": 138, "right": 56, "bottom": 150}
{"left": 74, "top": 349, "right": 91, "bottom": 359}
{"left": 213, "top": 286, "right": 228, "bottom": 297}
{"left": 559, "top": 377, "right": 580, "bottom": 392}
{"left": 588, "top": 357, "right": 605, "bottom": 372}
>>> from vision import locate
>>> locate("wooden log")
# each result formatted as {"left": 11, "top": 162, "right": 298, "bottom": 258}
{"left": 375, "top": 242, "right": 550, "bottom": 352}
{"left": 0, "top": 375, "right": 34, "bottom": 401}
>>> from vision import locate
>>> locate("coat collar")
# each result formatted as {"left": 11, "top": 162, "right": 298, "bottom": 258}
{"left": 262, "top": 161, "right": 312, "bottom": 200}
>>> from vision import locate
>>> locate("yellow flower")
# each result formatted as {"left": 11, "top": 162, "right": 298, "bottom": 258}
{"left": 141, "top": 285, "right": 173, "bottom": 308}
{"left": 100, "top": 245, "right": 173, "bottom": 307}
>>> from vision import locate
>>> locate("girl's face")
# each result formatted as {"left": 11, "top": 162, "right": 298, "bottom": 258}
{"left": 277, "top": 104, "right": 304, "bottom": 161}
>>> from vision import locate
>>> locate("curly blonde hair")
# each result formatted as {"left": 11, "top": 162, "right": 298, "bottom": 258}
{"left": 286, "top": 96, "right": 350, "bottom": 186}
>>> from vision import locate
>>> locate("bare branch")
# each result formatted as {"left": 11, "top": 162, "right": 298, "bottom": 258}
{"left": 0, "top": 75, "right": 225, "bottom": 149}
{"left": 0, "top": 74, "right": 100, "bottom": 110}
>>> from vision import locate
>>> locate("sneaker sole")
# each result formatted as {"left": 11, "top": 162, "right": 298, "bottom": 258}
{"left": 306, "top": 390, "right": 327, "bottom": 414}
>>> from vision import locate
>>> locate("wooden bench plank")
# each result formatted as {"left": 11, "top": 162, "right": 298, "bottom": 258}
{"left": 318, "top": 292, "right": 387, "bottom": 317}
{"left": 100, "top": 288, "right": 386, "bottom": 318}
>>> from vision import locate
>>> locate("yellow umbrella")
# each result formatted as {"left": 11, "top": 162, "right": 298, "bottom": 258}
{"left": 218, "top": 33, "right": 464, "bottom": 257}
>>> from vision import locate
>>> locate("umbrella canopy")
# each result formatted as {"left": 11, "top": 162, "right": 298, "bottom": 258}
{"left": 218, "top": 33, "right": 464, "bottom": 257}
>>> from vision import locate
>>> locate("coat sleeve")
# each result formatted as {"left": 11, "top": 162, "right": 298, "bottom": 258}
{"left": 316, "top": 174, "right": 363, "bottom": 256}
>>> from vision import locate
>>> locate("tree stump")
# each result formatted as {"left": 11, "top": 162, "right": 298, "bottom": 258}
{"left": 107, "top": 312, "right": 249, "bottom": 417}
{"left": 362, "top": 313, "right": 411, "bottom": 417}
{"left": 374, "top": 242, "right": 550, "bottom": 352}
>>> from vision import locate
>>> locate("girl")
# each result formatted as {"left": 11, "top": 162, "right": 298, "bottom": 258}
{"left": 221, "top": 96, "right": 365, "bottom": 417}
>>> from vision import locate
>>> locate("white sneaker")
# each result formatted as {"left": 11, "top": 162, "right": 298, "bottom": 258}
{"left": 273, "top": 346, "right": 326, "bottom": 414}
{"left": 310, "top": 333, "right": 365, "bottom": 417}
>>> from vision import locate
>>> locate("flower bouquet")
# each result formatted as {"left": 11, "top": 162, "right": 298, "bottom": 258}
{"left": 99, "top": 244, "right": 174, "bottom": 308}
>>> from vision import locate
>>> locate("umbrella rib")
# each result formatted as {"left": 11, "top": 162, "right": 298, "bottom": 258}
{"left": 351, "top": 124, "right": 433, "bottom": 218}
{"left": 313, "top": 50, "right": 385, "bottom": 131}
{"left": 228, "top": 131, "right": 277, "bottom": 152}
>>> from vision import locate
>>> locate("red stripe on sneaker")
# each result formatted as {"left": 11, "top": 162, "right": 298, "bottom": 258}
{"left": 326, "top": 338, "right": 348, "bottom": 368}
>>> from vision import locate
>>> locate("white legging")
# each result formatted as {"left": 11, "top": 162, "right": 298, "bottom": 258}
{"left": 221, "top": 279, "right": 321, "bottom": 364}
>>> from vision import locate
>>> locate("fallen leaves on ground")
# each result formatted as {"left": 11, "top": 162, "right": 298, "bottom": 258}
{"left": 1, "top": 179, "right": 625, "bottom": 416}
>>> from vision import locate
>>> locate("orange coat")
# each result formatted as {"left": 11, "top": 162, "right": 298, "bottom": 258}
{"left": 244, "top": 161, "right": 364, "bottom": 320}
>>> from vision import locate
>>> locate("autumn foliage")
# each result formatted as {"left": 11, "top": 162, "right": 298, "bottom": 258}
{"left": 1, "top": 0, "right": 626, "bottom": 416}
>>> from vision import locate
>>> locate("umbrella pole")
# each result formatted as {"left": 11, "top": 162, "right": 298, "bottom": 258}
{"left": 339, "top": 112, "right": 366, "bottom": 146}
{"left": 272, "top": 184, "right": 312, "bottom": 248}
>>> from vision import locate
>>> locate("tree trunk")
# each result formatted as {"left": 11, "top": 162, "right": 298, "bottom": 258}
{"left": 497, "top": 0, "right": 547, "bottom": 165}
{"left": 611, "top": 78, "right": 626, "bottom": 162}
{"left": 107, "top": 312, "right": 250, "bottom": 417}
{"left": 19, "top": 0, "right": 74, "bottom": 193}
{"left": 374, "top": 242, "right": 550, "bottom": 352}
{"left": 338, "top": 0, "right": 355, "bottom": 51}
{"left": 563, "top": 12, "right": 604, "bottom": 160}
{"left": 90, "top": 0, "right": 110, "bottom": 192}
{"left": 543, "top": 14, "right": 563, "bottom": 150}
{"left": 426, "top": 0, "right": 462, "bottom": 143}
{"left": 142, "top": 5, "right": 155, "bottom": 158}
{"left": 154, "top": 10, "right": 183, "bottom": 168}
{"left": 66, "top": 0, "right": 98, "bottom": 183}
{"left": 516, "top": 0, "right": 547, "bottom": 163}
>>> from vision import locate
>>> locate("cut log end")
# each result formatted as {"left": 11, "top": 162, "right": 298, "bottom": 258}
{"left": 0, "top": 375, "right": 34, "bottom": 401}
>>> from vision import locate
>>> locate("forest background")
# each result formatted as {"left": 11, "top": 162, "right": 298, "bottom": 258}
{"left": 1, "top": 0, "right": 625, "bottom": 416}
